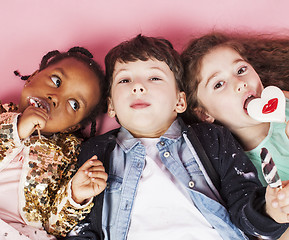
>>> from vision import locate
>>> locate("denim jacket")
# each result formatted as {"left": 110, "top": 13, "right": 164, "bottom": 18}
{"left": 65, "top": 118, "right": 288, "bottom": 240}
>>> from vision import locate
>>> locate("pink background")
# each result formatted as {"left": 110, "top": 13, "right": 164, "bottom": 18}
{"left": 1, "top": 0, "right": 289, "bottom": 133}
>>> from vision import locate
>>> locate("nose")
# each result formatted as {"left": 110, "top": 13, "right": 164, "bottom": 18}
{"left": 47, "top": 94, "right": 59, "bottom": 107}
{"left": 235, "top": 80, "right": 247, "bottom": 92}
{"left": 132, "top": 83, "right": 146, "bottom": 95}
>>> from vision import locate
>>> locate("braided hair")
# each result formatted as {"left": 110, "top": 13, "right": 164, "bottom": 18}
{"left": 14, "top": 47, "right": 106, "bottom": 138}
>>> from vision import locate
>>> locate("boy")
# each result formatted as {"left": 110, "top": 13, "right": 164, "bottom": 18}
{"left": 66, "top": 35, "right": 289, "bottom": 239}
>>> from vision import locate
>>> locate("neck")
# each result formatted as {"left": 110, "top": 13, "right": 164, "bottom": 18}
{"left": 126, "top": 119, "right": 177, "bottom": 139}
{"left": 230, "top": 122, "right": 270, "bottom": 151}
{"left": 130, "top": 128, "right": 168, "bottom": 138}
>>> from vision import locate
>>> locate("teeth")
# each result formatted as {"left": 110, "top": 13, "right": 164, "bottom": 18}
{"left": 29, "top": 98, "right": 45, "bottom": 109}
{"left": 29, "top": 98, "right": 39, "bottom": 108}
{"left": 244, "top": 95, "right": 255, "bottom": 110}
{"left": 28, "top": 97, "right": 50, "bottom": 113}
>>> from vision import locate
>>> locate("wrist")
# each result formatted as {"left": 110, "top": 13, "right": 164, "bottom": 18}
{"left": 71, "top": 188, "right": 85, "bottom": 205}
{"left": 71, "top": 180, "right": 89, "bottom": 205}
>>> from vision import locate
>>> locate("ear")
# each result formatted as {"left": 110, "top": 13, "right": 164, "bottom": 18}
{"left": 175, "top": 91, "right": 187, "bottom": 113}
{"left": 194, "top": 107, "right": 215, "bottom": 123}
{"left": 61, "top": 123, "right": 81, "bottom": 133}
{"left": 107, "top": 97, "right": 116, "bottom": 118}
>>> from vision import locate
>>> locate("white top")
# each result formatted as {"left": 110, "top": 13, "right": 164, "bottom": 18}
{"left": 127, "top": 138, "right": 222, "bottom": 240}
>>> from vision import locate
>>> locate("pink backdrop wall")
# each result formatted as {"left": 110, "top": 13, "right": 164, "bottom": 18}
{"left": 2, "top": 0, "right": 289, "bottom": 133}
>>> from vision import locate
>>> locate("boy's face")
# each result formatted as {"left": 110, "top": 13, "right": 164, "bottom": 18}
{"left": 197, "top": 46, "right": 263, "bottom": 132}
{"left": 108, "top": 59, "right": 186, "bottom": 138}
{"left": 19, "top": 58, "right": 100, "bottom": 134}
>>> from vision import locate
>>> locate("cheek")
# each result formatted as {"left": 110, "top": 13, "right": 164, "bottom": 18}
{"left": 111, "top": 90, "right": 125, "bottom": 105}
{"left": 249, "top": 72, "right": 262, "bottom": 85}
{"left": 87, "top": 98, "right": 100, "bottom": 113}
{"left": 204, "top": 96, "right": 228, "bottom": 116}
{"left": 197, "top": 89, "right": 209, "bottom": 106}
{"left": 19, "top": 89, "right": 31, "bottom": 111}
{"left": 255, "top": 77, "right": 263, "bottom": 88}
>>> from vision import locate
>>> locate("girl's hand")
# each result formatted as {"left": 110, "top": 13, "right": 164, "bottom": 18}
{"left": 71, "top": 156, "right": 108, "bottom": 205}
{"left": 265, "top": 180, "right": 289, "bottom": 223}
{"left": 17, "top": 106, "right": 49, "bottom": 139}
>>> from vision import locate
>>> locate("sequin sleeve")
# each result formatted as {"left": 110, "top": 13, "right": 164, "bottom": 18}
{"left": 0, "top": 111, "right": 22, "bottom": 166}
{"left": 47, "top": 179, "right": 94, "bottom": 237}
{"left": 21, "top": 134, "right": 93, "bottom": 237}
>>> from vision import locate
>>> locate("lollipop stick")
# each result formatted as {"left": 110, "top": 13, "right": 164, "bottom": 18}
{"left": 36, "top": 125, "right": 41, "bottom": 140}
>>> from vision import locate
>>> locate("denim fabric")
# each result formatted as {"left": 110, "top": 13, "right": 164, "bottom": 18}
{"left": 102, "top": 121, "right": 247, "bottom": 240}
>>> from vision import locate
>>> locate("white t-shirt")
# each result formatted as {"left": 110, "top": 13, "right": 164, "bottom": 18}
{"left": 127, "top": 138, "right": 222, "bottom": 240}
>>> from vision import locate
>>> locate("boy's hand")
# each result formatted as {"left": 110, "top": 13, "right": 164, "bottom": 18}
{"left": 17, "top": 106, "right": 49, "bottom": 139}
{"left": 265, "top": 180, "right": 289, "bottom": 223}
{"left": 71, "top": 156, "right": 108, "bottom": 205}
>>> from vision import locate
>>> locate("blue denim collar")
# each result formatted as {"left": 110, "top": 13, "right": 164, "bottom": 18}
{"left": 116, "top": 119, "right": 182, "bottom": 153}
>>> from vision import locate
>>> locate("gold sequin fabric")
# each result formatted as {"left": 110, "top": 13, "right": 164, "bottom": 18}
{"left": 0, "top": 102, "right": 94, "bottom": 237}
{"left": 0, "top": 101, "right": 18, "bottom": 114}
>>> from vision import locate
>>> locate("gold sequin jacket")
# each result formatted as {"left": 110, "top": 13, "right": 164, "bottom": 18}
{"left": 0, "top": 103, "right": 93, "bottom": 237}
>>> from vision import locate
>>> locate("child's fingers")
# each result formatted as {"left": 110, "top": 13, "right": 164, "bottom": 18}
{"left": 91, "top": 177, "right": 107, "bottom": 185}
{"left": 23, "top": 106, "right": 49, "bottom": 129}
{"left": 266, "top": 185, "right": 276, "bottom": 196}
{"left": 79, "top": 156, "right": 104, "bottom": 171}
{"left": 269, "top": 183, "right": 289, "bottom": 210}
{"left": 25, "top": 105, "right": 49, "bottom": 119}
{"left": 281, "top": 180, "right": 289, "bottom": 188}
{"left": 87, "top": 170, "right": 108, "bottom": 181}
{"left": 277, "top": 193, "right": 289, "bottom": 208}
{"left": 279, "top": 205, "right": 289, "bottom": 216}
{"left": 85, "top": 165, "right": 105, "bottom": 173}
{"left": 91, "top": 177, "right": 107, "bottom": 192}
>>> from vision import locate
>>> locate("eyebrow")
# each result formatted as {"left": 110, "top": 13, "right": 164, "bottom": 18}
{"left": 78, "top": 95, "right": 88, "bottom": 109}
{"left": 150, "top": 66, "right": 166, "bottom": 72}
{"left": 205, "top": 58, "right": 245, "bottom": 87}
{"left": 205, "top": 72, "right": 218, "bottom": 87}
{"left": 114, "top": 66, "right": 166, "bottom": 78}
{"left": 54, "top": 68, "right": 68, "bottom": 78}
{"left": 113, "top": 68, "right": 128, "bottom": 79}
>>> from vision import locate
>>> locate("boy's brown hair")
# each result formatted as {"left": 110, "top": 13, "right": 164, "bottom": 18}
{"left": 104, "top": 34, "right": 184, "bottom": 97}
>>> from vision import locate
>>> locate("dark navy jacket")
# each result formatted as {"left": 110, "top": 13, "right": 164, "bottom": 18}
{"left": 64, "top": 120, "right": 288, "bottom": 240}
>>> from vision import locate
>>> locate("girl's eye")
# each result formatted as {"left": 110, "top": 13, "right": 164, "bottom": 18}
{"left": 214, "top": 81, "right": 224, "bottom": 89}
{"left": 51, "top": 75, "right": 61, "bottom": 87}
{"left": 119, "top": 79, "right": 130, "bottom": 84}
{"left": 68, "top": 99, "right": 80, "bottom": 111}
{"left": 150, "top": 77, "right": 161, "bottom": 81}
{"left": 237, "top": 66, "right": 247, "bottom": 75}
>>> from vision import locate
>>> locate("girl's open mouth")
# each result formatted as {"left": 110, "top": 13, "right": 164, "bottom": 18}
{"left": 243, "top": 95, "right": 255, "bottom": 112}
{"left": 27, "top": 97, "right": 50, "bottom": 113}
